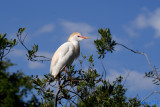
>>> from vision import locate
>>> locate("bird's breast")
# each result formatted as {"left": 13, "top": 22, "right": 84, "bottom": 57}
{"left": 74, "top": 43, "right": 80, "bottom": 58}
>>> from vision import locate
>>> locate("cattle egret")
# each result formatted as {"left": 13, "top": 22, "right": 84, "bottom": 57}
{"left": 50, "top": 32, "right": 88, "bottom": 81}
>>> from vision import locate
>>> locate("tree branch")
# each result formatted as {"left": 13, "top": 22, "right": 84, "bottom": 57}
{"left": 54, "top": 79, "right": 61, "bottom": 107}
{"left": 117, "top": 43, "right": 160, "bottom": 81}
{"left": 70, "top": 99, "right": 78, "bottom": 106}
{"left": 116, "top": 43, "right": 140, "bottom": 54}
{"left": 16, "top": 31, "right": 51, "bottom": 62}
{"left": 3, "top": 47, "right": 13, "bottom": 58}
{"left": 66, "top": 89, "right": 84, "bottom": 102}
{"left": 100, "top": 59, "right": 107, "bottom": 78}
{"left": 142, "top": 91, "right": 160, "bottom": 102}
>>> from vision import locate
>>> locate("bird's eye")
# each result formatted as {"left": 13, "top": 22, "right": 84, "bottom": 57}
{"left": 77, "top": 35, "right": 80, "bottom": 37}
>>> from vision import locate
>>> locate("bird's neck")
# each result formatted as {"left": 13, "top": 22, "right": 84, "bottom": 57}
{"left": 70, "top": 40, "right": 78, "bottom": 46}
{"left": 70, "top": 40, "right": 80, "bottom": 58}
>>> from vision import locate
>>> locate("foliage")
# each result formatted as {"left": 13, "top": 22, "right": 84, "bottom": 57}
{"left": 17, "top": 28, "right": 51, "bottom": 62}
{"left": 32, "top": 74, "right": 55, "bottom": 106}
{"left": 0, "top": 31, "right": 40, "bottom": 107}
{"left": 23, "top": 27, "right": 144, "bottom": 106}
{"left": 0, "top": 33, "right": 17, "bottom": 62}
{"left": 32, "top": 54, "right": 142, "bottom": 107}
{"left": 145, "top": 69, "right": 160, "bottom": 85}
{"left": 77, "top": 76, "right": 141, "bottom": 107}
{"left": 94, "top": 28, "right": 116, "bottom": 59}
{"left": 32, "top": 54, "right": 101, "bottom": 106}
{"left": 0, "top": 69, "right": 40, "bottom": 107}
{"left": 1, "top": 27, "right": 158, "bottom": 107}
{"left": 94, "top": 28, "right": 160, "bottom": 86}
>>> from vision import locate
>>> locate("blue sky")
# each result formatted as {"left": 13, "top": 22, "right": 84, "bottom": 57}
{"left": 1, "top": 0, "right": 160, "bottom": 106}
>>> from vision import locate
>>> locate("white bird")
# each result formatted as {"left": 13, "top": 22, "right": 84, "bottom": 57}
{"left": 50, "top": 32, "right": 88, "bottom": 80}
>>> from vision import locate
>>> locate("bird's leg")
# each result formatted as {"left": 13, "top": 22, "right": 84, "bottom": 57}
{"left": 65, "top": 66, "right": 73, "bottom": 81}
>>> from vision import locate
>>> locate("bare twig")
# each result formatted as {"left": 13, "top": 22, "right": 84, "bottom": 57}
{"left": 70, "top": 99, "right": 77, "bottom": 106}
{"left": 17, "top": 33, "right": 28, "bottom": 51}
{"left": 3, "top": 47, "right": 13, "bottom": 58}
{"left": 100, "top": 59, "right": 107, "bottom": 78}
{"left": 70, "top": 94, "right": 77, "bottom": 99}
{"left": 117, "top": 43, "right": 160, "bottom": 81}
{"left": 142, "top": 53, "right": 160, "bottom": 81}
{"left": 66, "top": 89, "right": 84, "bottom": 102}
{"left": 22, "top": 34, "right": 27, "bottom": 42}
{"left": 142, "top": 91, "right": 160, "bottom": 102}
{"left": 35, "top": 55, "right": 51, "bottom": 60}
{"left": 54, "top": 78, "right": 61, "bottom": 107}
{"left": 48, "top": 79, "right": 57, "bottom": 87}
{"left": 41, "top": 88, "right": 54, "bottom": 95}
{"left": 122, "top": 71, "right": 130, "bottom": 87}
{"left": 16, "top": 32, "right": 52, "bottom": 62}
{"left": 116, "top": 43, "right": 139, "bottom": 54}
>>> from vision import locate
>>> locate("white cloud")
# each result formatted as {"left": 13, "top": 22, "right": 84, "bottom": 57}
{"left": 144, "top": 41, "right": 155, "bottom": 48}
{"left": 126, "top": 8, "right": 160, "bottom": 38}
{"left": 10, "top": 49, "right": 52, "bottom": 69}
{"left": 124, "top": 26, "right": 138, "bottom": 37}
{"left": 28, "top": 61, "right": 45, "bottom": 69}
{"left": 149, "top": 8, "right": 160, "bottom": 37}
{"left": 106, "top": 69, "right": 155, "bottom": 92}
{"left": 34, "top": 24, "right": 55, "bottom": 36}
{"left": 134, "top": 14, "right": 148, "bottom": 29}
{"left": 10, "top": 49, "right": 26, "bottom": 57}
{"left": 10, "top": 49, "right": 53, "bottom": 59}
{"left": 61, "top": 20, "right": 95, "bottom": 35}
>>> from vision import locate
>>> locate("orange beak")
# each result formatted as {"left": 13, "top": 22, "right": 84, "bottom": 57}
{"left": 80, "top": 36, "right": 89, "bottom": 39}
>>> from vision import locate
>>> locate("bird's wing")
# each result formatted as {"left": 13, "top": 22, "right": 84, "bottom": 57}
{"left": 50, "top": 42, "right": 75, "bottom": 77}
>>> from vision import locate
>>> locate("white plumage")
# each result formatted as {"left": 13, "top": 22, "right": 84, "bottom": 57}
{"left": 50, "top": 32, "right": 88, "bottom": 78}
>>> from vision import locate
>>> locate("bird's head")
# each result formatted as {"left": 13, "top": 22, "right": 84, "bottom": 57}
{"left": 68, "top": 32, "right": 89, "bottom": 42}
